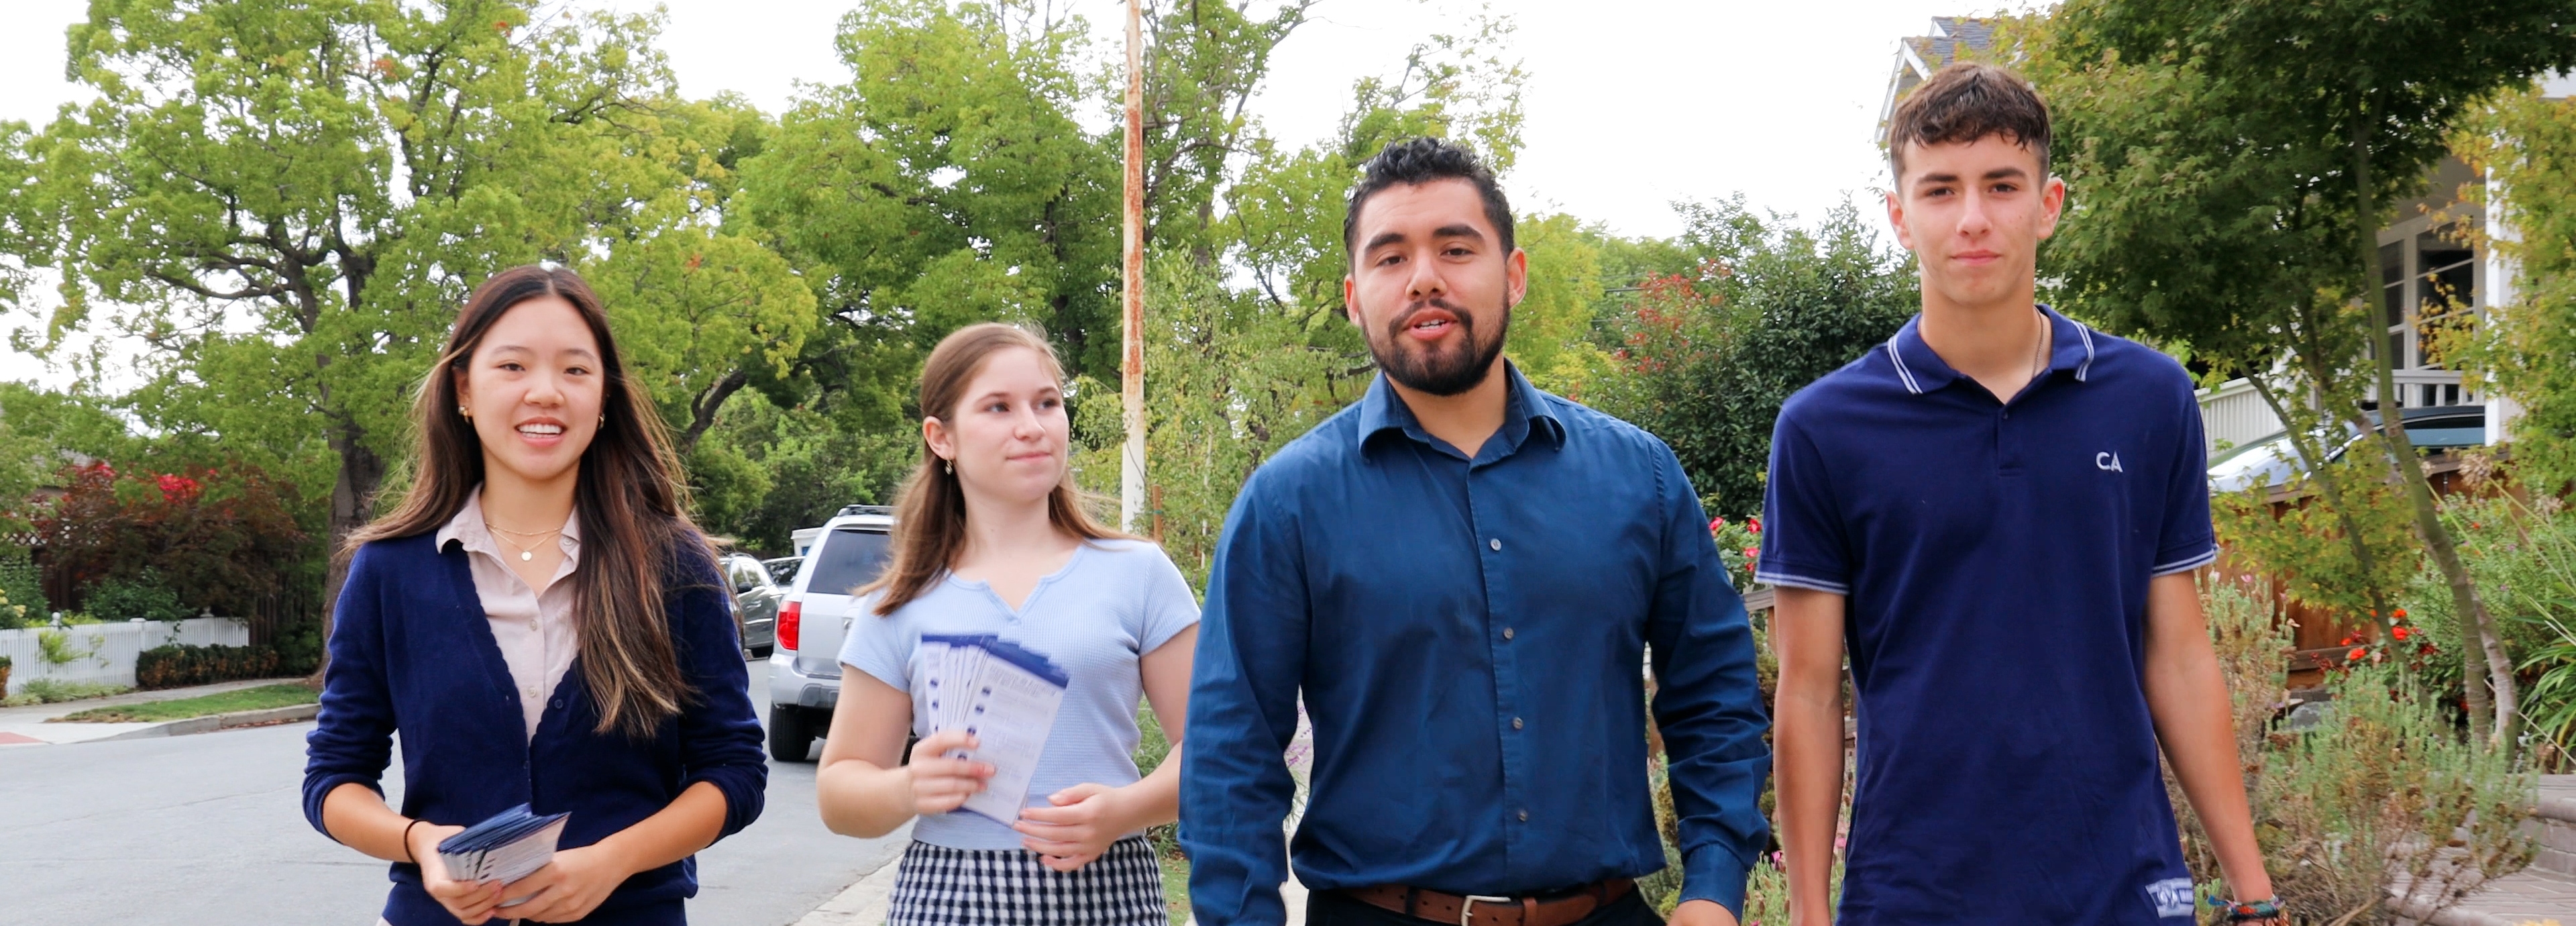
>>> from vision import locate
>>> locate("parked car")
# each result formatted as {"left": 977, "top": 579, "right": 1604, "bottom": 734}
{"left": 2206, "top": 405, "right": 2486, "bottom": 493}
{"left": 767, "top": 505, "right": 895, "bottom": 762}
{"left": 762, "top": 556, "right": 804, "bottom": 588}
{"left": 722, "top": 553, "right": 786, "bottom": 657}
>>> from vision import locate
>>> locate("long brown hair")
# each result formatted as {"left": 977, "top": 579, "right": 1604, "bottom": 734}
{"left": 865, "top": 323, "right": 1125, "bottom": 615}
{"left": 345, "top": 264, "right": 708, "bottom": 737}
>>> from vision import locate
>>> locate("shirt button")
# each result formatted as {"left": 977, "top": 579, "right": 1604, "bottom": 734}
{"left": 524, "top": 686, "right": 539, "bottom": 699}
{"left": 1517, "top": 809, "right": 1530, "bottom": 822}
{"left": 1489, "top": 538, "right": 1502, "bottom": 552}
{"left": 1511, "top": 717, "right": 1524, "bottom": 730}
{"left": 1502, "top": 627, "right": 1515, "bottom": 641}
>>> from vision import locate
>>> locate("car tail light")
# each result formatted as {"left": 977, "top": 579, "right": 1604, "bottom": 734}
{"left": 778, "top": 600, "right": 801, "bottom": 652}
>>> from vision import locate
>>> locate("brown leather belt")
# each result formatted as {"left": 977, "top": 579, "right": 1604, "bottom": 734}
{"left": 1337, "top": 878, "right": 1635, "bottom": 926}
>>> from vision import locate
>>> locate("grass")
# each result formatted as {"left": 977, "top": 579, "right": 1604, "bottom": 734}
{"left": 0, "top": 678, "right": 132, "bottom": 707}
{"left": 1159, "top": 849, "right": 1191, "bottom": 926}
{"left": 50, "top": 683, "right": 315, "bottom": 723}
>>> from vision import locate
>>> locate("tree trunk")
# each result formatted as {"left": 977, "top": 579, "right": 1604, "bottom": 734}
{"left": 315, "top": 421, "right": 388, "bottom": 678}
{"left": 680, "top": 366, "right": 749, "bottom": 455}
{"left": 2349, "top": 107, "right": 2519, "bottom": 745}
{"left": 2246, "top": 372, "right": 2396, "bottom": 639}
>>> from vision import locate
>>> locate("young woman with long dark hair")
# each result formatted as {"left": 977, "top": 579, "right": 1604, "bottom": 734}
{"left": 815, "top": 323, "right": 1198, "bottom": 926}
{"left": 303, "top": 265, "right": 767, "bottom": 925}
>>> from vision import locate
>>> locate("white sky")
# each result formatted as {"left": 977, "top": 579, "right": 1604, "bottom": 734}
{"left": 0, "top": 0, "right": 1997, "bottom": 388}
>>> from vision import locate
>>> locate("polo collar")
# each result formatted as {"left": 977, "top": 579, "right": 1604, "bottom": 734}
{"left": 1357, "top": 361, "right": 1567, "bottom": 460}
{"left": 1884, "top": 304, "right": 2097, "bottom": 397}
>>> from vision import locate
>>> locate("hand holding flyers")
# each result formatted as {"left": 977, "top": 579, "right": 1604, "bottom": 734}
{"left": 910, "top": 633, "right": 1070, "bottom": 824}
{"left": 435, "top": 804, "right": 570, "bottom": 907}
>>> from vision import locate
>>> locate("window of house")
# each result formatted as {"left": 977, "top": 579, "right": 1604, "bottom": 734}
{"left": 2375, "top": 224, "right": 2479, "bottom": 407}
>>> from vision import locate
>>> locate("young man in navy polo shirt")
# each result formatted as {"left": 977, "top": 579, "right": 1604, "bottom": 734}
{"left": 1760, "top": 63, "right": 2283, "bottom": 925}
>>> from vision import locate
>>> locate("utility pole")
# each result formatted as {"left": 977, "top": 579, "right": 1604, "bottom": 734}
{"left": 1119, "top": 0, "right": 1147, "bottom": 533}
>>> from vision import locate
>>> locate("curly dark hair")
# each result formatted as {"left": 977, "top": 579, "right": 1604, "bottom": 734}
{"left": 1342, "top": 137, "right": 1515, "bottom": 265}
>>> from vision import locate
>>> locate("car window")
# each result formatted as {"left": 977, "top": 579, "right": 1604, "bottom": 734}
{"left": 805, "top": 528, "right": 893, "bottom": 597}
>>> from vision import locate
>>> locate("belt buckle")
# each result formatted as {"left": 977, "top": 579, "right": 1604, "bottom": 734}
{"left": 1458, "top": 894, "right": 1515, "bottom": 926}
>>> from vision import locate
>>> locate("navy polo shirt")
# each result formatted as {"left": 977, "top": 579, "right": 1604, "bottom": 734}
{"left": 1757, "top": 306, "right": 2216, "bottom": 925}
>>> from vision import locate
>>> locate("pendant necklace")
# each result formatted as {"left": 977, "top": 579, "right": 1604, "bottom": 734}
{"left": 487, "top": 523, "right": 561, "bottom": 562}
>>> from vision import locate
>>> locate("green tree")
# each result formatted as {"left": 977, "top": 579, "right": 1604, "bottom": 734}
{"left": 2054, "top": 0, "right": 2576, "bottom": 741}
{"left": 737, "top": 0, "right": 1122, "bottom": 418}
{"left": 1114, "top": 253, "right": 1359, "bottom": 586}
{"left": 1, "top": 1, "right": 810, "bottom": 620}
{"left": 1225, "top": 12, "right": 1526, "bottom": 317}
{"left": 1591, "top": 200, "right": 1915, "bottom": 518}
{"left": 2459, "top": 90, "right": 2576, "bottom": 495}
{"left": 2024, "top": 15, "right": 2413, "bottom": 635}
{"left": 1134, "top": 0, "right": 1318, "bottom": 262}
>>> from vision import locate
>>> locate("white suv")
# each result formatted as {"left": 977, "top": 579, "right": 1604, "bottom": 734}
{"left": 767, "top": 505, "right": 895, "bottom": 762}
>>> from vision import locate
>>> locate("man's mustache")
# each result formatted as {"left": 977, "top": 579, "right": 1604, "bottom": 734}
{"left": 1387, "top": 299, "right": 1474, "bottom": 338}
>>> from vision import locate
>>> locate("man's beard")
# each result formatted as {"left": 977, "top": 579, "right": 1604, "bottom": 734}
{"left": 1368, "top": 297, "right": 1511, "bottom": 397}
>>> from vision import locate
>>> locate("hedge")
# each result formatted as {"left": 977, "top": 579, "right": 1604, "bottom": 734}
{"left": 136, "top": 644, "right": 303, "bottom": 690}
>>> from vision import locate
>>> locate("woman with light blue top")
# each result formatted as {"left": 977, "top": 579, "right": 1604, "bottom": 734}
{"left": 814, "top": 322, "right": 1199, "bottom": 926}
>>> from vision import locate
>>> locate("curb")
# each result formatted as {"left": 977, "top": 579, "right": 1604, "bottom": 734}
{"left": 95, "top": 703, "right": 321, "bottom": 741}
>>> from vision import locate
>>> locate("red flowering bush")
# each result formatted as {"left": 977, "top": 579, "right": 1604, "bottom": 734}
{"left": 36, "top": 461, "right": 313, "bottom": 617}
{"left": 2323, "top": 607, "right": 2441, "bottom": 676}
{"left": 1711, "top": 512, "right": 1763, "bottom": 592}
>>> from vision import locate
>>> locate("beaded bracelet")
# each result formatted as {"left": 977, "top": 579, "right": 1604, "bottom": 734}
{"left": 2214, "top": 896, "right": 2284, "bottom": 923}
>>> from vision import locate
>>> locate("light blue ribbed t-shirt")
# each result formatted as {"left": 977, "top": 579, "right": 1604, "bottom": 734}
{"left": 838, "top": 538, "right": 1200, "bottom": 850}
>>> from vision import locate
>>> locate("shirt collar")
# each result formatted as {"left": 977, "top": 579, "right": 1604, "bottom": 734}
{"left": 1356, "top": 361, "right": 1566, "bottom": 460}
{"left": 435, "top": 486, "right": 582, "bottom": 562}
{"left": 1884, "top": 303, "right": 2097, "bottom": 397}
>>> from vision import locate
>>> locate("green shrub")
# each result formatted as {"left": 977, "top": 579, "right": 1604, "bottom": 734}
{"left": 274, "top": 620, "right": 323, "bottom": 676}
{"left": 86, "top": 568, "right": 190, "bottom": 623}
{"left": 0, "top": 678, "right": 131, "bottom": 706}
{"left": 0, "top": 549, "right": 42, "bottom": 629}
{"left": 134, "top": 643, "right": 287, "bottom": 690}
{"left": 35, "top": 628, "right": 99, "bottom": 666}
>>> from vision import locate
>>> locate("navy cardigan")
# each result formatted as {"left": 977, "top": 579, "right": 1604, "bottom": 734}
{"left": 303, "top": 531, "right": 767, "bottom": 926}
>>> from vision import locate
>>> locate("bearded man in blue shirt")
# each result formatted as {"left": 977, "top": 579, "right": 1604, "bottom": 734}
{"left": 1181, "top": 137, "right": 1769, "bottom": 926}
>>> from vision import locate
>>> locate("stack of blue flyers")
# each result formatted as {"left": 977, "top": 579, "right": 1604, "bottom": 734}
{"left": 435, "top": 804, "right": 570, "bottom": 891}
{"left": 912, "top": 633, "right": 1070, "bottom": 823}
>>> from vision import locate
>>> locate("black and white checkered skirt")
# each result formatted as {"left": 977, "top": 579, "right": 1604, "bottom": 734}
{"left": 885, "top": 835, "right": 1167, "bottom": 926}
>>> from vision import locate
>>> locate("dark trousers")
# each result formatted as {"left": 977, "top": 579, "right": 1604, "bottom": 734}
{"left": 1305, "top": 888, "right": 1661, "bottom": 926}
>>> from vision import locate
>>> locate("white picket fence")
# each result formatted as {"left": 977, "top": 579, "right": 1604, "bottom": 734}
{"left": 0, "top": 617, "right": 251, "bottom": 697}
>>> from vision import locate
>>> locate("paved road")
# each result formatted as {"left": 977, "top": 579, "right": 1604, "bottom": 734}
{"left": 0, "top": 658, "right": 901, "bottom": 926}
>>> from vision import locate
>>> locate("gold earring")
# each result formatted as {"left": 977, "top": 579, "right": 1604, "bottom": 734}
{"left": 458, "top": 406, "right": 471, "bottom": 419}
{"left": 944, "top": 459, "right": 953, "bottom": 475}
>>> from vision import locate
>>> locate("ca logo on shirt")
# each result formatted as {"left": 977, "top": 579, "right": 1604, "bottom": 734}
{"left": 2145, "top": 877, "right": 2196, "bottom": 919}
{"left": 2096, "top": 451, "right": 2125, "bottom": 473}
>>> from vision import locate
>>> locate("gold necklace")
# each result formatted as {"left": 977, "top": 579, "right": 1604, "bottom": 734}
{"left": 486, "top": 523, "right": 560, "bottom": 562}
{"left": 2029, "top": 309, "right": 2051, "bottom": 383}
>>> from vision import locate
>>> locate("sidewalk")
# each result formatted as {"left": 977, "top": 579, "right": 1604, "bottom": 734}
{"left": 0, "top": 677, "right": 311, "bottom": 746}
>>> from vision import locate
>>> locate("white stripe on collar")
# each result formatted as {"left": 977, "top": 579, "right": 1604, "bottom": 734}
{"left": 1885, "top": 333, "right": 1924, "bottom": 395}
{"left": 2074, "top": 323, "right": 2097, "bottom": 382}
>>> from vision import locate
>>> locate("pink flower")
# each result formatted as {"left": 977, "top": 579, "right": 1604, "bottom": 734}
{"left": 1708, "top": 516, "right": 1725, "bottom": 533}
{"left": 1747, "top": 516, "right": 1763, "bottom": 535}
{"left": 1741, "top": 546, "right": 1760, "bottom": 558}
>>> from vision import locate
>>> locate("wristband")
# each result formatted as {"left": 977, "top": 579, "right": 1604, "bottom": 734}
{"left": 2214, "top": 896, "right": 2283, "bottom": 923}
{"left": 401, "top": 818, "right": 425, "bottom": 865}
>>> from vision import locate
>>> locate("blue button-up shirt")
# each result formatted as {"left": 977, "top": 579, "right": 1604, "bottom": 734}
{"left": 1182, "top": 366, "right": 1770, "bottom": 925}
